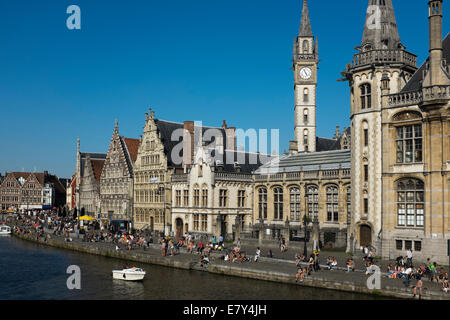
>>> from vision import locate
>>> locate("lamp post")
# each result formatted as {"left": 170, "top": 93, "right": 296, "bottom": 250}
{"left": 158, "top": 185, "right": 166, "bottom": 237}
{"left": 303, "top": 195, "right": 309, "bottom": 258}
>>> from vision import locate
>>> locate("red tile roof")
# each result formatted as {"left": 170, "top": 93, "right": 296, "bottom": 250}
{"left": 91, "top": 159, "right": 105, "bottom": 182}
{"left": 123, "top": 138, "right": 140, "bottom": 163}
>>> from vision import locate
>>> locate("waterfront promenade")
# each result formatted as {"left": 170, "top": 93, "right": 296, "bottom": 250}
{"left": 9, "top": 226, "right": 450, "bottom": 300}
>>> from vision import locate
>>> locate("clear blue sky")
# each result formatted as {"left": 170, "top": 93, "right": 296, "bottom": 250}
{"left": 0, "top": 0, "right": 448, "bottom": 178}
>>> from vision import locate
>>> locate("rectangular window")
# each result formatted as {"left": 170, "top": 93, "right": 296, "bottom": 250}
{"left": 414, "top": 241, "right": 422, "bottom": 252}
{"left": 396, "top": 240, "right": 403, "bottom": 250}
{"left": 183, "top": 190, "right": 189, "bottom": 207}
{"left": 363, "top": 198, "right": 368, "bottom": 215}
{"left": 405, "top": 240, "right": 412, "bottom": 250}
{"left": 219, "top": 189, "right": 228, "bottom": 207}
{"left": 396, "top": 125, "right": 423, "bottom": 164}
{"left": 364, "top": 129, "right": 368, "bottom": 147}
{"left": 194, "top": 214, "right": 199, "bottom": 231}
{"left": 175, "top": 190, "right": 181, "bottom": 207}
{"left": 201, "top": 214, "right": 207, "bottom": 232}
{"left": 364, "top": 165, "right": 369, "bottom": 182}
{"left": 238, "top": 190, "right": 246, "bottom": 208}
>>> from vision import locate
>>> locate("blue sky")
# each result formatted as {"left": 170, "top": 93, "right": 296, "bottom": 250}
{"left": 0, "top": 0, "right": 448, "bottom": 178}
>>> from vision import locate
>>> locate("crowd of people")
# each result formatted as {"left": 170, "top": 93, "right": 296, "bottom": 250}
{"left": 4, "top": 212, "right": 449, "bottom": 298}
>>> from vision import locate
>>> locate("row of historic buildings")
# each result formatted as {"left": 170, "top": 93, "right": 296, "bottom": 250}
{"left": 0, "top": 171, "right": 67, "bottom": 212}
{"left": 67, "top": 0, "right": 449, "bottom": 264}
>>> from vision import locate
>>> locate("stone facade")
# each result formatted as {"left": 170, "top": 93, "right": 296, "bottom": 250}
{"left": 253, "top": 150, "right": 352, "bottom": 248}
{"left": 100, "top": 120, "right": 139, "bottom": 223}
{"left": 171, "top": 147, "right": 259, "bottom": 241}
{"left": 79, "top": 155, "right": 105, "bottom": 217}
{"left": 0, "top": 171, "right": 66, "bottom": 212}
{"left": 343, "top": 0, "right": 450, "bottom": 264}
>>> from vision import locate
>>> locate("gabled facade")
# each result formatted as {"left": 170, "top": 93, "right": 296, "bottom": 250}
{"left": 100, "top": 120, "right": 139, "bottom": 223}
{"left": 79, "top": 155, "right": 105, "bottom": 217}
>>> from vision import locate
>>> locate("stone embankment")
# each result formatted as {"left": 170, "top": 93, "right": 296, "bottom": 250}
{"left": 12, "top": 231, "right": 450, "bottom": 300}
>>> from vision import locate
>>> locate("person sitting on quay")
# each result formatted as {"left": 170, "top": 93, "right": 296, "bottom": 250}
{"left": 197, "top": 241, "right": 204, "bottom": 254}
{"left": 200, "top": 255, "right": 210, "bottom": 268}
{"left": 296, "top": 267, "right": 306, "bottom": 283}
{"left": 346, "top": 258, "right": 355, "bottom": 272}
{"left": 442, "top": 275, "right": 449, "bottom": 293}
{"left": 365, "top": 262, "right": 378, "bottom": 276}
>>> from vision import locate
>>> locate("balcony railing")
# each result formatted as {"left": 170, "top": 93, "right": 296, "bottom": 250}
{"left": 346, "top": 49, "right": 417, "bottom": 71}
{"left": 215, "top": 172, "right": 253, "bottom": 182}
{"left": 423, "top": 85, "right": 450, "bottom": 102}
{"left": 171, "top": 174, "right": 188, "bottom": 183}
{"left": 388, "top": 90, "right": 423, "bottom": 107}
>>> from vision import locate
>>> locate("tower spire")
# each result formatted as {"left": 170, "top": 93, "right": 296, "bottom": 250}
{"left": 361, "top": 0, "right": 402, "bottom": 50}
{"left": 299, "top": 0, "right": 313, "bottom": 37}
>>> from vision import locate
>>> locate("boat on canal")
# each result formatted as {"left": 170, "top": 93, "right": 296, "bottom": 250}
{"left": 0, "top": 225, "right": 11, "bottom": 235}
{"left": 112, "top": 267, "right": 146, "bottom": 281}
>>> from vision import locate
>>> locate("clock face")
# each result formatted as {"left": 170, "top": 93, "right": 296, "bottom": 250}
{"left": 299, "top": 67, "right": 312, "bottom": 80}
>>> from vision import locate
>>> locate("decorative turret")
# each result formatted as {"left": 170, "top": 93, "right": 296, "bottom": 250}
{"left": 293, "top": 0, "right": 318, "bottom": 64}
{"left": 343, "top": 0, "right": 417, "bottom": 77}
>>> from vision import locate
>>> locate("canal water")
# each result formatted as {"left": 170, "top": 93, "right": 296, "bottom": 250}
{"left": 0, "top": 236, "right": 378, "bottom": 300}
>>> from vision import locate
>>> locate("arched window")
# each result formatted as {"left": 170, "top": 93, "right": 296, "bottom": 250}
{"left": 306, "top": 185, "right": 319, "bottom": 219}
{"left": 303, "top": 88, "right": 309, "bottom": 103}
{"left": 303, "top": 109, "right": 309, "bottom": 124}
{"left": 303, "top": 129, "right": 309, "bottom": 150}
{"left": 258, "top": 188, "right": 268, "bottom": 219}
{"left": 397, "top": 179, "right": 424, "bottom": 227}
{"left": 274, "top": 187, "right": 284, "bottom": 220}
{"left": 290, "top": 187, "right": 301, "bottom": 221}
{"left": 303, "top": 40, "right": 309, "bottom": 53}
{"left": 326, "top": 186, "right": 339, "bottom": 222}
{"left": 360, "top": 84, "right": 371, "bottom": 109}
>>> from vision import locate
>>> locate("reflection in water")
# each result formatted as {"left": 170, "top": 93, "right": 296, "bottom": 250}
{"left": 112, "top": 280, "right": 146, "bottom": 300}
{"left": 0, "top": 236, "right": 377, "bottom": 300}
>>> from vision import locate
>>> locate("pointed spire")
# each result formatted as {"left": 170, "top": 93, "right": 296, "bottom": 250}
{"left": 361, "top": 0, "right": 402, "bottom": 50}
{"left": 299, "top": 0, "right": 313, "bottom": 37}
{"left": 114, "top": 119, "right": 119, "bottom": 134}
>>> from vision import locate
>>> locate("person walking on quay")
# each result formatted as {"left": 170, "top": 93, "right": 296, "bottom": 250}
{"left": 218, "top": 235, "right": 224, "bottom": 248}
{"left": 254, "top": 247, "right": 261, "bottom": 262}
{"left": 406, "top": 248, "right": 413, "bottom": 268}
{"left": 267, "top": 249, "right": 273, "bottom": 258}
{"left": 161, "top": 238, "right": 166, "bottom": 256}
{"left": 313, "top": 251, "right": 320, "bottom": 272}
{"left": 236, "top": 238, "right": 241, "bottom": 249}
{"left": 413, "top": 269, "right": 424, "bottom": 299}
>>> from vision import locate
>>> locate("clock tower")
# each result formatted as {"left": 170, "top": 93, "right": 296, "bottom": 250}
{"left": 292, "top": 0, "right": 318, "bottom": 153}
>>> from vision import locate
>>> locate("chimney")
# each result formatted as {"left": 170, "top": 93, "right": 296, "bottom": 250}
{"left": 425, "top": 0, "right": 450, "bottom": 87}
{"left": 289, "top": 140, "right": 298, "bottom": 154}
{"left": 225, "top": 126, "right": 236, "bottom": 151}
{"left": 183, "top": 121, "right": 195, "bottom": 169}
{"left": 334, "top": 126, "right": 340, "bottom": 140}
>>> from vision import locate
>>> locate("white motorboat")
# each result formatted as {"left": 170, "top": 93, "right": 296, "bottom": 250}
{"left": 0, "top": 226, "right": 11, "bottom": 235}
{"left": 112, "top": 267, "right": 146, "bottom": 281}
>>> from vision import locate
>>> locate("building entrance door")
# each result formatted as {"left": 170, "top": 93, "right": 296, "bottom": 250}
{"left": 175, "top": 218, "right": 183, "bottom": 239}
{"left": 360, "top": 225, "right": 372, "bottom": 247}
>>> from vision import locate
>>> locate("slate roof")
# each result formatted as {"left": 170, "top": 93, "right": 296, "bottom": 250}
{"left": 255, "top": 149, "right": 351, "bottom": 175}
{"left": 80, "top": 153, "right": 107, "bottom": 177}
{"left": 316, "top": 127, "right": 351, "bottom": 152}
{"left": 208, "top": 149, "right": 272, "bottom": 174}
{"left": 154, "top": 119, "right": 232, "bottom": 168}
{"left": 401, "top": 33, "right": 450, "bottom": 93}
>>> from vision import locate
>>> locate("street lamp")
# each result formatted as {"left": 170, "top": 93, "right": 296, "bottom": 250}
{"left": 158, "top": 185, "right": 166, "bottom": 237}
{"left": 303, "top": 195, "right": 309, "bottom": 258}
